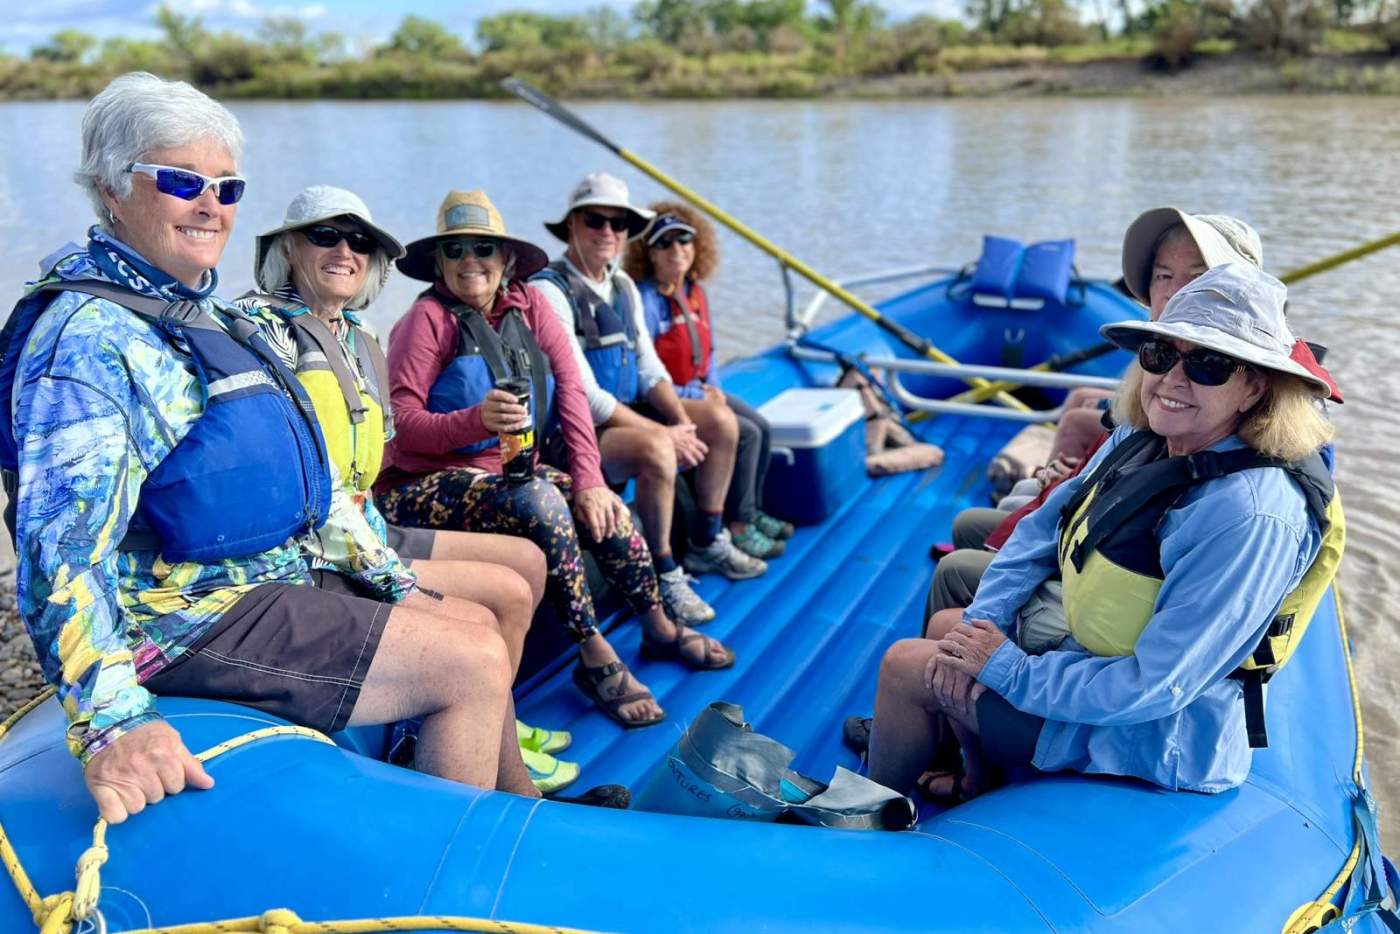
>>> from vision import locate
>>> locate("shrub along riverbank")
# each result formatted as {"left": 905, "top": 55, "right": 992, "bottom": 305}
{"left": 3, "top": 2, "right": 1400, "bottom": 100}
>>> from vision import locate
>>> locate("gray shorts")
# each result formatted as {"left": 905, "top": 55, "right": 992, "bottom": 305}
{"left": 142, "top": 575, "right": 393, "bottom": 734}
{"left": 385, "top": 523, "right": 437, "bottom": 562}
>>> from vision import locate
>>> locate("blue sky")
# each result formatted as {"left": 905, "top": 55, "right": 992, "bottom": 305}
{"left": 4, "top": 0, "right": 959, "bottom": 56}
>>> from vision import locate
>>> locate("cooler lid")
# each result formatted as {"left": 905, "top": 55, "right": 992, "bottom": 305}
{"left": 758, "top": 388, "right": 865, "bottom": 448}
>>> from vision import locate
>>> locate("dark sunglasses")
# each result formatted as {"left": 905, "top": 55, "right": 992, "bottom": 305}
{"left": 652, "top": 232, "right": 695, "bottom": 251}
{"left": 580, "top": 210, "right": 630, "bottom": 233}
{"left": 1138, "top": 339, "right": 1249, "bottom": 387}
{"left": 302, "top": 224, "right": 375, "bottom": 255}
{"left": 439, "top": 238, "right": 499, "bottom": 261}
{"left": 128, "top": 162, "right": 246, "bottom": 205}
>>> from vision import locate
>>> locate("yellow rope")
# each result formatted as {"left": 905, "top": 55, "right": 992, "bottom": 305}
{"left": 0, "top": 694, "right": 601, "bottom": 934}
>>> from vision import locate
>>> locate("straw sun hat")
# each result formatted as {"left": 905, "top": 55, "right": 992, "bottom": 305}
{"left": 397, "top": 190, "right": 549, "bottom": 282}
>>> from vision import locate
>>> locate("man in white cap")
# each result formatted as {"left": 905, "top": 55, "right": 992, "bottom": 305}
{"left": 532, "top": 172, "right": 765, "bottom": 628}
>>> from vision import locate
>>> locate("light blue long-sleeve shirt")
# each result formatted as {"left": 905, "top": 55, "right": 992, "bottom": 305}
{"left": 967, "top": 426, "right": 1322, "bottom": 792}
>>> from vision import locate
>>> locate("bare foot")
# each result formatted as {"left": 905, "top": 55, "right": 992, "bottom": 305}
{"left": 579, "top": 634, "right": 663, "bottom": 723}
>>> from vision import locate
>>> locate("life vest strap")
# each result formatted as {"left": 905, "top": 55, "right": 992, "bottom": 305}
{"left": 287, "top": 314, "right": 369, "bottom": 425}
{"left": 1237, "top": 668, "right": 1270, "bottom": 748}
{"left": 670, "top": 284, "right": 704, "bottom": 367}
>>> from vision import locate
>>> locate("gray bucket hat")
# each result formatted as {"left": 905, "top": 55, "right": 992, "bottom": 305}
{"left": 1101, "top": 263, "right": 1330, "bottom": 397}
{"left": 544, "top": 172, "right": 654, "bottom": 243}
{"left": 1121, "top": 208, "right": 1263, "bottom": 304}
{"left": 254, "top": 185, "right": 404, "bottom": 292}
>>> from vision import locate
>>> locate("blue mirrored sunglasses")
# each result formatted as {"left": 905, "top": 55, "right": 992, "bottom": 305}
{"left": 128, "top": 162, "right": 247, "bottom": 205}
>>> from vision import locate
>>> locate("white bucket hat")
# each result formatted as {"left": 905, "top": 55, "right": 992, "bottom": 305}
{"left": 1121, "top": 208, "right": 1263, "bottom": 303}
{"left": 254, "top": 185, "right": 404, "bottom": 292}
{"left": 1101, "top": 263, "right": 1330, "bottom": 397}
{"left": 544, "top": 172, "right": 654, "bottom": 242}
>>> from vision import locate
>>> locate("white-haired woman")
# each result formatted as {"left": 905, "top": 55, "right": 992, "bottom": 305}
{"left": 869, "top": 263, "right": 1337, "bottom": 802}
{"left": 3, "top": 73, "right": 538, "bottom": 825}
{"left": 238, "top": 186, "right": 587, "bottom": 793}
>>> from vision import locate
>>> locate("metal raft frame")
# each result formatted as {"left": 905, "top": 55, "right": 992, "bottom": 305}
{"left": 779, "top": 263, "right": 1121, "bottom": 424}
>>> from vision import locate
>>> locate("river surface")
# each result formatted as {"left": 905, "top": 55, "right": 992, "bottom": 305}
{"left": 0, "top": 96, "right": 1396, "bottom": 842}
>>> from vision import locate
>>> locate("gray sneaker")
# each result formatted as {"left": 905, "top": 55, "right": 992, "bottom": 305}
{"left": 658, "top": 567, "right": 715, "bottom": 626}
{"left": 684, "top": 529, "right": 768, "bottom": 580}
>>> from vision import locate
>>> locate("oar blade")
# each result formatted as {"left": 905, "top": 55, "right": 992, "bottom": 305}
{"left": 501, "top": 77, "right": 620, "bottom": 155}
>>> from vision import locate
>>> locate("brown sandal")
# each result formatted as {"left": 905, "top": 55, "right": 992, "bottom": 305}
{"left": 572, "top": 660, "right": 665, "bottom": 730}
{"left": 640, "top": 626, "right": 736, "bottom": 670}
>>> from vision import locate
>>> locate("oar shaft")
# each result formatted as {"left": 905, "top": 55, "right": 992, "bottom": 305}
{"left": 1280, "top": 230, "right": 1400, "bottom": 285}
{"left": 615, "top": 149, "right": 1030, "bottom": 412}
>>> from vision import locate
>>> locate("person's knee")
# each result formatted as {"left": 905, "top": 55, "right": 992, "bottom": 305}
{"left": 639, "top": 430, "right": 676, "bottom": 479}
{"left": 708, "top": 401, "right": 739, "bottom": 446}
{"left": 450, "top": 628, "right": 512, "bottom": 694}
{"left": 925, "top": 607, "right": 964, "bottom": 640}
{"left": 516, "top": 541, "right": 548, "bottom": 598}
{"left": 881, "top": 638, "right": 931, "bottom": 687}
{"left": 498, "top": 570, "right": 535, "bottom": 635}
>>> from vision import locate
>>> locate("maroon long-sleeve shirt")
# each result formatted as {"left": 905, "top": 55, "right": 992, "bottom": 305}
{"left": 376, "top": 280, "right": 606, "bottom": 494}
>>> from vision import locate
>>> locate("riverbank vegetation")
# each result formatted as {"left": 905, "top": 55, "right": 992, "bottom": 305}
{"left": 3, "top": 0, "right": 1400, "bottom": 99}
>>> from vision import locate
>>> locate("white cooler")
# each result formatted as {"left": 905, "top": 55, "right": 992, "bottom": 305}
{"left": 758, "top": 388, "right": 865, "bottom": 524}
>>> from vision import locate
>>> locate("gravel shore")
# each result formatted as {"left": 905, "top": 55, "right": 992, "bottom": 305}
{"left": 0, "top": 568, "right": 45, "bottom": 720}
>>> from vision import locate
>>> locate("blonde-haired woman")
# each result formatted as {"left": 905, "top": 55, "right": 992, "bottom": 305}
{"left": 867, "top": 263, "right": 1336, "bottom": 802}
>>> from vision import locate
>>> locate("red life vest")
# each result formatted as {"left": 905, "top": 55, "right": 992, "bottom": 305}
{"left": 653, "top": 280, "right": 713, "bottom": 387}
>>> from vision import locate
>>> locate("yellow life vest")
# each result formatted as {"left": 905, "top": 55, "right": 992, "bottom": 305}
{"left": 242, "top": 293, "right": 392, "bottom": 492}
{"left": 1056, "top": 429, "right": 1343, "bottom": 747}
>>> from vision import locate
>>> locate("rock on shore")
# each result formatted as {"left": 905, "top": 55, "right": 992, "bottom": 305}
{"left": 0, "top": 490, "right": 46, "bottom": 720}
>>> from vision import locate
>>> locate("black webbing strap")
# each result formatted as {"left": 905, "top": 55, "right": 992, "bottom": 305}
{"left": 499, "top": 310, "right": 550, "bottom": 429}
{"left": 1239, "top": 668, "right": 1269, "bottom": 748}
{"left": 449, "top": 304, "right": 513, "bottom": 383}
{"left": 288, "top": 314, "right": 369, "bottom": 424}
{"left": 351, "top": 327, "right": 393, "bottom": 433}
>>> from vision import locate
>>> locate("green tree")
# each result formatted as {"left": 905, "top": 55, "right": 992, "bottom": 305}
{"left": 1004, "top": 0, "right": 1093, "bottom": 44}
{"left": 97, "top": 37, "right": 167, "bottom": 73}
{"left": 378, "top": 15, "right": 468, "bottom": 60}
{"left": 476, "top": 11, "right": 591, "bottom": 51}
{"left": 635, "top": 0, "right": 710, "bottom": 43}
{"left": 258, "top": 16, "right": 317, "bottom": 66}
{"left": 31, "top": 29, "right": 97, "bottom": 64}
{"left": 817, "top": 0, "right": 886, "bottom": 61}
{"left": 155, "top": 5, "right": 208, "bottom": 60}
{"left": 584, "top": 5, "right": 633, "bottom": 49}
{"left": 966, "top": 0, "right": 1018, "bottom": 36}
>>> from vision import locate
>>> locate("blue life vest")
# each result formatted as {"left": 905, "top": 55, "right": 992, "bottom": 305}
{"left": 531, "top": 260, "right": 641, "bottom": 404}
{"left": 424, "top": 292, "right": 557, "bottom": 455}
{"left": 0, "top": 279, "right": 332, "bottom": 563}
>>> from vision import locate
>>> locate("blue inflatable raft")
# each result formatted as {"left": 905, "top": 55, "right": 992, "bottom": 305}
{"left": 1, "top": 261, "right": 1394, "bottom": 934}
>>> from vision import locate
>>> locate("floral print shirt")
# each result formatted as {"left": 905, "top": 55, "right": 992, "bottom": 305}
{"left": 10, "top": 230, "right": 359, "bottom": 762}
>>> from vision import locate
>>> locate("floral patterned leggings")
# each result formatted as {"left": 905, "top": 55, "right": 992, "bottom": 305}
{"left": 377, "top": 464, "right": 661, "bottom": 643}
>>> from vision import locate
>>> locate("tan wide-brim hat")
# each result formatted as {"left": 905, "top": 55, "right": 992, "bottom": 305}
{"left": 254, "top": 184, "right": 404, "bottom": 292}
{"left": 1121, "top": 208, "right": 1264, "bottom": 304}
{"left": 544, "top": 171, "right": 654, "bottom": 243}
{"left": 397, "top": 189, "right": 550, "bottom": 283}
